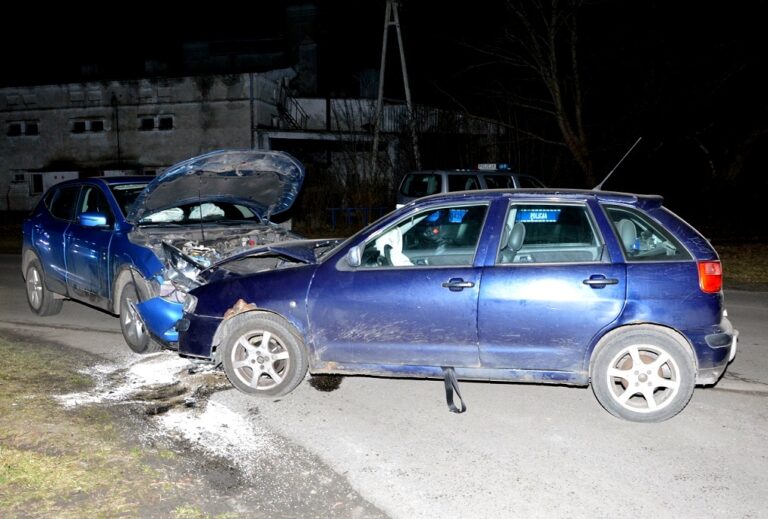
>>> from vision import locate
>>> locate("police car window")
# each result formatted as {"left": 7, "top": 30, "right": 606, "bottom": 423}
{"left": 400, "top": 174, "right": 441, "bottom": 197}
{"left": 483, "top": 175, "right": 515, "bottom": 189}
{"left": 497, "top": 204, "right": 604, "bottom": 264}
{"left": 447, "top": 175, "right": 480, "bottom": 192}
{"left": 517, "top": 176, "right": 545, "bottom": 188}
{"left": 604, "top": 205, "right": 691, "bottom": 261}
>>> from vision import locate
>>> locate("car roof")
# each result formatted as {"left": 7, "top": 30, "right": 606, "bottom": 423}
{"left": 405, "top": 169, "right": 532, "bottom": 176}
{"left": 410, "top": 188, "right": 664, "bottom": 210}
{"left": 50, "top": 176, "right": 152, "bottom": 188}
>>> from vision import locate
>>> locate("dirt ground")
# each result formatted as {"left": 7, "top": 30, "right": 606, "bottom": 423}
{"left": 0, "top": 329, "right": 385, "bottom": 519}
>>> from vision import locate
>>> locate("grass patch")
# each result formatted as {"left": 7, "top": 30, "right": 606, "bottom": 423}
{"left": 0, "top": 334, "right": 241, "bottom": 518}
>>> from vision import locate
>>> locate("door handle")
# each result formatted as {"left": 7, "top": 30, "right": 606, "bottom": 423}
{"left": 583, "top": 276, "right": 619, "bottom": 287}
{"left": 442, "top": 278, "right": 475, "bottom": 292}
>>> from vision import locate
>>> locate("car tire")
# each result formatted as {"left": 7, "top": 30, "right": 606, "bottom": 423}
{"left": 25, "top": 258, "right": 63, "bottom": 316}
{"left": 119, "top": 280, "right": 160, "bottom": 354}
{"left": 591, "top": 325, "right": 696, "bottom": 423}
{"left": 221, "top": 312, "right": 308, "bottom": 397}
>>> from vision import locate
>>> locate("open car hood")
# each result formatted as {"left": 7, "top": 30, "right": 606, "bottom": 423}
{"left": 126, "top": 149, "right": 305, "bottom": 223}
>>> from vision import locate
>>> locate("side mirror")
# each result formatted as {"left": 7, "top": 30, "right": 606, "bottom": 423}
{"left": 345, "top": 244, "right": 363, "bottom": 267}
{"left": 79, "top": 212, "right": 109, "bottom": 228}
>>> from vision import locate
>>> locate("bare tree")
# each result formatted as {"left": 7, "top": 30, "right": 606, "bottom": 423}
{"left": 473, "top": 0, "right": 594, "bottom": 184}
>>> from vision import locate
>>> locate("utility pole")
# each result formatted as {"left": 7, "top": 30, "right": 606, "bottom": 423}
{"left": 370, "top": 0, "right": 421, "bottom": 178}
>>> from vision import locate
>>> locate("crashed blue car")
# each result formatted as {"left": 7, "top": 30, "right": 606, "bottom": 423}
{"left": 21, "top": 149, "right": 304, "bottom": 353}
{"left": 151, "top": 188, "right": 737, "bottom": 422}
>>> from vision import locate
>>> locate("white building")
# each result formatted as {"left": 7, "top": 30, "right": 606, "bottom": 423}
{"left": 1, "top": 68, "right": 504, "bottom": 212}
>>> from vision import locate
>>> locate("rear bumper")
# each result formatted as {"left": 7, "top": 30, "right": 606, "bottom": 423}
{"left": 696, "top": 316, "right": 738, "bottom": 385}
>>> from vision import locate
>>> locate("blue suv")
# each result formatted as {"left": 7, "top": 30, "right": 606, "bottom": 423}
{"left": 21, "top": 150, "right": 304, "bottom": 353}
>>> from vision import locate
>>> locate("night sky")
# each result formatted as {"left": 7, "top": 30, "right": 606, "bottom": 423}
{"left": 3, "top": 1, "right": 767, "bottom": 237}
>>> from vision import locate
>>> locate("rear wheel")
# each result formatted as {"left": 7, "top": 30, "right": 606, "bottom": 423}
{"left": 591, "top": 326, "right": 696, "bottom": 422}
{"left": 221, "top": 312, "right": 308, "bottom": 397}
{"left": 119, "top": 280, "right": 160, "bottom": 354}
{"left": 25, "top": 259, "right": 63, "bottom": 316}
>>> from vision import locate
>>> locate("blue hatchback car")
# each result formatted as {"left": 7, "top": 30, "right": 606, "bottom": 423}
{"left": 168, "top": 189, "right": 737, "bottom": 422}
{"left": 21, "top": 149, "right": 304, "bottom": 353}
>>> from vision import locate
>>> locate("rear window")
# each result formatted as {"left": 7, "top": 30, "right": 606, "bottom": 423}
{"left": 400, "top": 174, "right": 442, "bottom": 198}
{"left": 604, "top": 205, "right": 691, "bottom": 261}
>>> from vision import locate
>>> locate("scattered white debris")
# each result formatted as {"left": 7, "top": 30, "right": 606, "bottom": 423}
{"left": 159, "top": 400, "right": 275, "bottom": 475}
{"left": 56, "top": 352, "right": 193, "bottom": 407}
{"left": 55, "top": 351, "right": 275, "bottom": 475}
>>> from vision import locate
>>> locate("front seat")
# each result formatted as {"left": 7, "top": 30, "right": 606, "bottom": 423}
{"left": 617, "top": 219, "right": 637, "bottom": 252}
{"left": 499, "top": 222, "right": 526, "bottom": 263}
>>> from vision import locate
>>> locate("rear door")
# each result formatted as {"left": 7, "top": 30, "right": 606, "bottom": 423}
{"left": 477, "top": 199, "right": 626, "bottom": 371}
{"left": 32, "top": 185, "right": 80, "bottom": 294}
{"left": 64, "top": 184, "right": 115, "bottom": 307}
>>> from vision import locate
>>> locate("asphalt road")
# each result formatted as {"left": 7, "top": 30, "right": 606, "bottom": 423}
{"left": 2, "top": 253, "right": 767, "bottom": 518}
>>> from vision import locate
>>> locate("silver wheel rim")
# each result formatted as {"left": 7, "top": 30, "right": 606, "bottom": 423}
{"left": 26, "top": 267, "right": 43, "bottom": 310}
{"left": 229, "top": 330, "right": 291, "bottom": 391}
{"left": 122, "top": 295, "right": 146, "bottom": 346}
{"left": 605, "top": 343, "right": 681, "bottom": 413}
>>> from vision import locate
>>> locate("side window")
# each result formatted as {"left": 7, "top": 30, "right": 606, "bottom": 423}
{"left": 78, "top": 186, "right": 114, "bottom": 226}
{"left": 400, "top": 174, "right": 441, "bottom": 198}
{"left": 48, "top": 186, "right": 80, "bottom": 221}
{"left": 604, "top": 205, "right": 691, "bottom": 261}
{"left": 447, "top": 175, "right": 480, "bottom": 192}
{"left": 361, "top": 204, "right": 488, "bottom": 268}
{"left": 517, "top": 176, "right": 545, "bottom": 188}
{"left": 483, "top": 175, "right": 515, "bottom": 189}
{"left": 497, "top": 204, "right": 603, "bottom": 264}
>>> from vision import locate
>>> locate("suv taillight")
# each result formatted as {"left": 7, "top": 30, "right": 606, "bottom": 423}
{"left": 698, "top": 260, "right": 722, "bottom": 293}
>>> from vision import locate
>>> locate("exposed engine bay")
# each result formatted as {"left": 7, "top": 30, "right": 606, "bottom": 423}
{"left": 128, "top": 224, "right": 299, "bottom": 296}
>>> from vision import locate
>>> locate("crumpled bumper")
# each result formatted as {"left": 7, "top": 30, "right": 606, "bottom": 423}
{"left": 135, "top": 297, "right": 184, "bottom": 345}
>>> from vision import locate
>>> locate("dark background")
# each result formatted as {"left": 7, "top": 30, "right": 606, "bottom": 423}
{"left": 3, "top": 1, "right": 766, "bottom": 239}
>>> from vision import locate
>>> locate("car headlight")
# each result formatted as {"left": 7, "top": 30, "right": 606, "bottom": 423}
{"left": 183, "top": 294, "right": 198, "bottom": 314}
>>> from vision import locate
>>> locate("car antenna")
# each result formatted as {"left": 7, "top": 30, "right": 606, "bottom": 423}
{"left": 593, "top": 137, "right": 642, "bottom": 191}
{"left": 198, "top": 182, "right": 206, "bottom": 243}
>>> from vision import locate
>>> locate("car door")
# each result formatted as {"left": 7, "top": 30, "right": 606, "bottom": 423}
{"left": 307, "top": 203, "right": 490, "bottom": 367}
{"left": 64, "top": 184, "right": 115, "bottom": 307}
{"left": 477, "top": 200, "right": 626, "bottom": 371}
{"left": 32, "top": 184, "right": 81, "bottom": 294}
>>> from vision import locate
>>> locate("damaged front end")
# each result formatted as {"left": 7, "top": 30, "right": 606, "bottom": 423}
{"left": 136, "top": 239, "right": 341, "bottom": 347}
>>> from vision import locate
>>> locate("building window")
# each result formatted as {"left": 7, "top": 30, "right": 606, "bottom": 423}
{"left": 139, "top": 114, "right": 174, "bottom": 132}
{"left": 139, "top": 117, "right": 155, "bottom": 131}
{"left": 71, "top": 119, "right": 106, "bottom": 134}
{"left": 7, "top": 121, "right": 39, "bottom": 137}
{"left": 31, "top": 174, "right": 44, "bottom": 195}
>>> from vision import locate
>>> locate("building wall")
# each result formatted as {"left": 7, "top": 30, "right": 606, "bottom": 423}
{"left": 0, "top": 69, "right": 294, "bottom": 211}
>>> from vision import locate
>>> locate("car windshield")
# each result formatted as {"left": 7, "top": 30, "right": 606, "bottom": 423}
{"left": 109, "top": 183, "right": 149, "bottom": 217}
{"left": 138, "top": 202, "right": 264, "bottom": 225}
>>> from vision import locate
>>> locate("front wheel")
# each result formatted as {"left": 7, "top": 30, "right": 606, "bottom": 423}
{"left": 221, "top": 312, "right": 308, "bottom": 397}
{"left": 25, "top": 258, "right": 63, "bottom": 316}
{"left": 591, "top": 326, "right": 696, "bottom": 423}
{"left": 119, "top": 280, "right": 160, "bottom": 354}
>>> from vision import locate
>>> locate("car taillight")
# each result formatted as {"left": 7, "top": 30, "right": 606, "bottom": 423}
{"left": 698, "top": 260, "right": 722, "bottom": 293}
